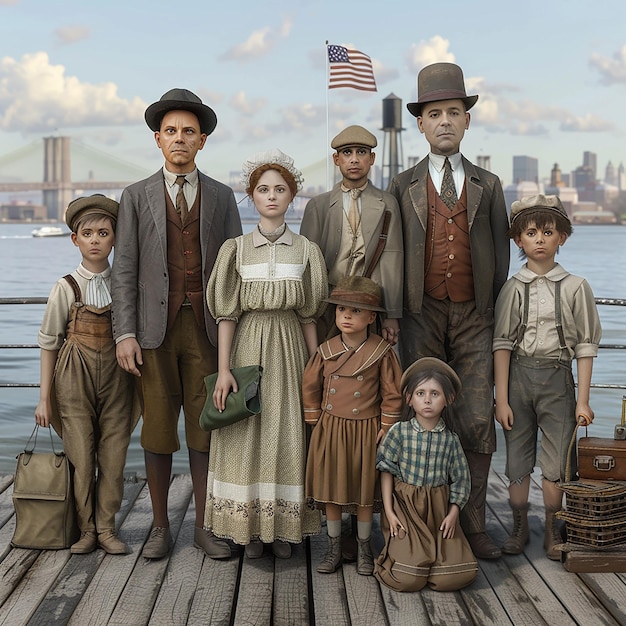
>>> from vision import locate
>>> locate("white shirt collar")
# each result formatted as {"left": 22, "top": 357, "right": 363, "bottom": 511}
{"left": 76, "top": 262, "right": 111, "bottom": 280}
{"left": 162, "top": 166, "right": 199, "bottom": 189}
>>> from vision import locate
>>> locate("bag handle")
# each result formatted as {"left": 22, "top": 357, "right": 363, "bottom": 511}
{"left": 564, "top": 424, "right": 588, "bottom": 483}
{"left": 25, "top": 425, "right": 61, "bottom": 456}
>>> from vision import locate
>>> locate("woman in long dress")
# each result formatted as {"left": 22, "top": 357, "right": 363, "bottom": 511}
{"left": 205, "top": 149, "right": 327, "bottom": 558}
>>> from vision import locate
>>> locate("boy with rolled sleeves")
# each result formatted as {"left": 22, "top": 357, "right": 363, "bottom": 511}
{"left": 493, "top": 194, "right": 601, "bottom": 559}
{"left": 36, "top": 195, "right": 138, "bottom": 555}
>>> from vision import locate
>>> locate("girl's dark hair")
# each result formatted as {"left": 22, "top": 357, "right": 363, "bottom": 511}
{"left": 401, "top": 368, "right": 457, "bottom": 427}
{"left": 508, "top": 209, "right": 572, "bottom": 259}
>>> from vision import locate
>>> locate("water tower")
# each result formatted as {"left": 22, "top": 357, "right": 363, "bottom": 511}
{"left": 380, "top": 93, "right": 404, "bottom": 189}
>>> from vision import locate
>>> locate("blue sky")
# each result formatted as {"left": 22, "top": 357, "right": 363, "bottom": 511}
{"left": 1, "top": 0, "right": 625, "bottom": 190}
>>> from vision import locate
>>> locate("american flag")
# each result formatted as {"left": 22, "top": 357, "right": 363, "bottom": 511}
{"left": 327, "top": 45, "right": 377, "bottom": 92}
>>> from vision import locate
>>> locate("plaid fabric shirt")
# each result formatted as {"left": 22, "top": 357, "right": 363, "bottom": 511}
{"left": 376, "top": 418, "right": 471, "bottom": 508}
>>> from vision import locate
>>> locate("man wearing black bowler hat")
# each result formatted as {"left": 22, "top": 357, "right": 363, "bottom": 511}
{"left": 112, "top": 88, "right": 242, "bottom": 559}
{"left": 388, "top": 63, "right": 509, "bottom": 559}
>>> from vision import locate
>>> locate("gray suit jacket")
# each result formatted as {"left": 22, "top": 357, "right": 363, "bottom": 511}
{"left": 111, "top": 169, "right": 242, "bottom": 348}
{"left": 300, "top": 181, "right": 403, "bottom": 318}
{"left": 388, "top": 156, "right": 509, "bottom": 315}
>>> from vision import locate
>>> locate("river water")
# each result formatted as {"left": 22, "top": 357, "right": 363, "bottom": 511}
{"left": 0, "top": 222, "right": 624, "bottom": 474}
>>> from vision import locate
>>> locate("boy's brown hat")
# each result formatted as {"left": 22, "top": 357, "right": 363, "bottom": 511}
{"left": 407, "top": 62, "right": 478, "bottom": 118}
{"left": 324, "top": 276, "right": 386, "bottom": 312}
{"left": 331, "top": 125, "right": 377, "bottom": 150}
{"left": 400, "top": 357, "right": 462, "bottom": 395}
{"left": 65, "top": 195, "right": 119, "bottom": 232}
{"left": 510, "top": 193, "right": 570, "bottom": 225}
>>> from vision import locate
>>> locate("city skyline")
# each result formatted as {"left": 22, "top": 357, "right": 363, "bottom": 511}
{"left": 1, "top": 0, "right": 625, "bottom": 191}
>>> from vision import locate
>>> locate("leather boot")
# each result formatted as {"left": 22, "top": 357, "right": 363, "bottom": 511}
{"left": 462, "top": 451, "right": 501, "bottom": 559}
{"left": 71, "top": 530, "right": 97, "bottom": 554}
{"left": 502, "top": 501, "right": 530, "bottom": 555}
{"left": 356, "top": 537, "right": 374, "bottom": 576}
{"left": 544, "top": 505, "right": 563, "bottom": 561}
{"left": 317, "top": 535, "right": 342, "bottom": 573}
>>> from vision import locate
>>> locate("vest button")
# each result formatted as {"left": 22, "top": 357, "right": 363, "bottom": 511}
{"left": 448, "top": 218, "right": 453, "bottom": 224}
{"left": 448, "top": 253, "right": 455, "bottom": 260}
{"left": 352, "top": 408, "right": 360, "bottom": 415}
{"left": 329, "top": 388, "right": 336, "bottom": 394}
{"left": 354, "top": 391, "right": 361, "bottom": 398}
{"left": 326, "top": 404, "right": 333, "bottom": 410}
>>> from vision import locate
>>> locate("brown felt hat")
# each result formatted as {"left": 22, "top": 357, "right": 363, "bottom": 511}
{"left": 331, "top": 125, "right": 377, "bottom": 150}
{"left": 407, "top": 62, "right": 478, "bottom": 118}
{"left": 144, "top": 88, "right": 217, "bottom": 135}
{"left": 400, "top": 357, "right": 462, "bottom": 395}
{"left": 510, "top": 193, "right": 570, "bottom": 225}
{"left": 324, "top": 276, "right": 386, "bottom": 312}
{"left": 65, "top": 194, "right": 119, "bottom": 232}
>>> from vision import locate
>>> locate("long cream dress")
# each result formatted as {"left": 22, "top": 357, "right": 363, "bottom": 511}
{"left": 205, "top": 227, "right": 327, "bottom": 545}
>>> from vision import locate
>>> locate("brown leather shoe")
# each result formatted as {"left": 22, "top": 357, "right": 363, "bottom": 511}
{"left": 467, "top": 531, "right": 501, "bottom": 559}
{"left": 194, "top": 527, "right": 231, "bottom": 560}
{"left": 272, "top": 539, "right": 292, "bottom": 559}
{"left": 98, "top": 530, "right": 128, "bottom": 555}
{"left": 356, "top": 537, "right": 374, "bottom": 576}
{"left": 245, "top": 539, "right": 264, "bottom": 559}
{"left": 142, "top": 527, "right": 171, "bottom": 559}
{"left": 71, "top": 531, "right": 97, "bottom": 554}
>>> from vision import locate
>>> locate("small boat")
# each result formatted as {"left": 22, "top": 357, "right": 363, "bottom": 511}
{"left": 31, "top": 226, "right": 70, "bottom": 238}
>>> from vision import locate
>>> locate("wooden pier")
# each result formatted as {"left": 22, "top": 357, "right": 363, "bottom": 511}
{"left": 1, "top": 469, "right": 625, "bottom": 626}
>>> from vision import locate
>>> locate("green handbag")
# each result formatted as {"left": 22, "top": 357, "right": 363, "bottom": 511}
{"left": 199, "top": 365, "right": 263, "bottom": 431}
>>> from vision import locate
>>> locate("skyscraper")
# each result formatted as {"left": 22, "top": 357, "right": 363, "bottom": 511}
{"left": 513, "top": 155, "right": 538, "bottom": 184}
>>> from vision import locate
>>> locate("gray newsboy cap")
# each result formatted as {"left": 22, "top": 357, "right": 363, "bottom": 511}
{"left": 510, "top": 194, "right": 570, "bottom": 224}
{"left": 144, "top": 88, "right": 217, "bottom": 135}
{"left": 331, "top": 125, "right": 377, "bottom": 150}
{"left": 65, "top": 194, "right": 119, "bottom": 232}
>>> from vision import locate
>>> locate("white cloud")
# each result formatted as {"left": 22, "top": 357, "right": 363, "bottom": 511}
{"left": 0, "top": 0, "right": 19, "bottom": 5}
{"left": 54, "top": 25, "right": 90, "bottom": 45}
{"left": 406, "top": 36, "right": 455, "bottom": 73}
{"left": 560, "top": 114, "right": 614, "bottom": 133}
{"left": 0, "top": 52, "right": 146, "bottom": 132}
{"left": 229, "top": 91, "right": 267, "bottom": 115}
{"left": 590, "top": 46, "right": 626, "bottom": 84}
{"left": 220, "top": 17, "right": 292, "bottom": 61}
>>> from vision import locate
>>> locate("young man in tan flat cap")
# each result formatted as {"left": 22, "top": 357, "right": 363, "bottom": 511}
{"left": 112, "top": 89, "right": 242, "bottom": 560}
{"left": 389, "top": 63, "right": 510, "bottom": 559}
{"left": 301, "top": 125, "right": 403, "bottom": 346}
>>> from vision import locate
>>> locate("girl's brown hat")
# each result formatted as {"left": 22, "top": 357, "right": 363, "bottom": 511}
{"left": 324, "top": 276, "right": 386, "bottom": 312}
{"left": 400, "top": 357, "right": 462, "bottom": 395}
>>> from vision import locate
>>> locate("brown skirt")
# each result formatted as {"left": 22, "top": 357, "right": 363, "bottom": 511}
{"left": 305, "top": 412, "right": 381, "bottom": 512}
{"left": 374, "top": 481, "right": 477, "bottom": 592}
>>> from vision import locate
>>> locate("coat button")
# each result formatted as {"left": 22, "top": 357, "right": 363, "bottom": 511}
{"left": 329, "top": 388, "right": 336, "bottom": 394}
{"left": 332, "top": 375, "right": 339, "bottom": 380}
{"left": 326, "top": 404, "right": 333, "bottom": 410}
{"left": 352, "top": 408, "right": 360, "bottom": 415}
{"left": 354, "top": 391, "right": 361, "bottom": 398}
{"left": 357, "top": 375, "right": 364, "bottom": 381}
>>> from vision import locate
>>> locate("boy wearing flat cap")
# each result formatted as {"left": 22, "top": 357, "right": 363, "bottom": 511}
{"left": 493, "top": 194, "right": 601, "bottom": 560}
{"left": 36, "top": 195, "right": 139, "bottom": 556}
{"left": 111, "top": 89, "right": 242, "bottom": 559}
{"left": 301, "top": 125, "right": 403, "bottom": 347}
{"left": 388, "top": 62, "right": 510, "bottom": 559}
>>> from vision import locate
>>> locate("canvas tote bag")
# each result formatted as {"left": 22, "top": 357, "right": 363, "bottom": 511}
{"left": 11, "top": 426, "right": 79, "bottom": 549}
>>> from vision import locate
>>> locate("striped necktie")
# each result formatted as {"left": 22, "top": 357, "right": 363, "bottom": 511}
{"left": 440, "top": 157, "right": 458, "bottom": 210}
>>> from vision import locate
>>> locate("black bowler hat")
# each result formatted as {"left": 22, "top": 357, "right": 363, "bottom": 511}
{"left": 144, "top": 88, "right": 218, "bottom": 135}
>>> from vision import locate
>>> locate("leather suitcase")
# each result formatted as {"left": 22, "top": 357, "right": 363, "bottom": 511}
{"left": 577, "top": 437, "right": 626, "bottom": 481}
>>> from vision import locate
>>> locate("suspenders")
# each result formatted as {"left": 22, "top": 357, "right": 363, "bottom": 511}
{"left": 514, "top": 280, "right": 568, "bottom": 362}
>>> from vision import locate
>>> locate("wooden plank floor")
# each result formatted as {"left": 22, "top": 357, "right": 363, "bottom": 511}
{"left": 1, "top": 470, "right": 625, "bottom": 626}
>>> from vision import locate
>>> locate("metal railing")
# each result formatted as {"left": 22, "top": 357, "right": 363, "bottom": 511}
{"left": 1, "top": 296, "right": 624, "bottom": 390}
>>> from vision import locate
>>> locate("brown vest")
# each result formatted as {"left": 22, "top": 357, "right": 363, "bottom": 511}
{"left": 165, "top": 185, "right": 205, "bottom": 330}
{"left": 424, "top": 175, "right": 474, "bottom": 302}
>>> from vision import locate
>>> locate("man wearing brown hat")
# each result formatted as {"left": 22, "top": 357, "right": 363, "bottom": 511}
{"left": 388, "top": 63, "right": 510, "bottom": 559}
{"left": 112, "top": 88, "right": 242, "bottom": 559}
{"left": 301, "top": 125, "right": 403, "bottom": 345}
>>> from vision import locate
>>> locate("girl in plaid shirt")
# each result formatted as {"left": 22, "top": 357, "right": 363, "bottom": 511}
{"left": 374, "top": 357, "right": 477, "bottom": 592}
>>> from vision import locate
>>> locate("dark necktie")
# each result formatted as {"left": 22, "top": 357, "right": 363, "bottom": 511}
{"left": 175, "top": 175, "right": 188, "bottom": 216}
{"left": 440, "top": 157, "right": 458, "bottom": 210}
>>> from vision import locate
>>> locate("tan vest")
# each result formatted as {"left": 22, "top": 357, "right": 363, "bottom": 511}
{"left": 424, "top": 176, "right": 474, "bottom": 302}
{"left": 165, "top": 186, "right": 204, "bottom": 330}
{"left": 328, "top": 209, "right": 366, "bottom": 286}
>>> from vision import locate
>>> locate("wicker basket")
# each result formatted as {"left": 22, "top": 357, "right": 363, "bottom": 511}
{"left": 557, "top": 480, "right": 626, "bottom": 548}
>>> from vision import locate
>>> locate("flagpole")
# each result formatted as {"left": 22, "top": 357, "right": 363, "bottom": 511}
{"left": 325, "top": 40, "right": 330, "bottom": 191}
